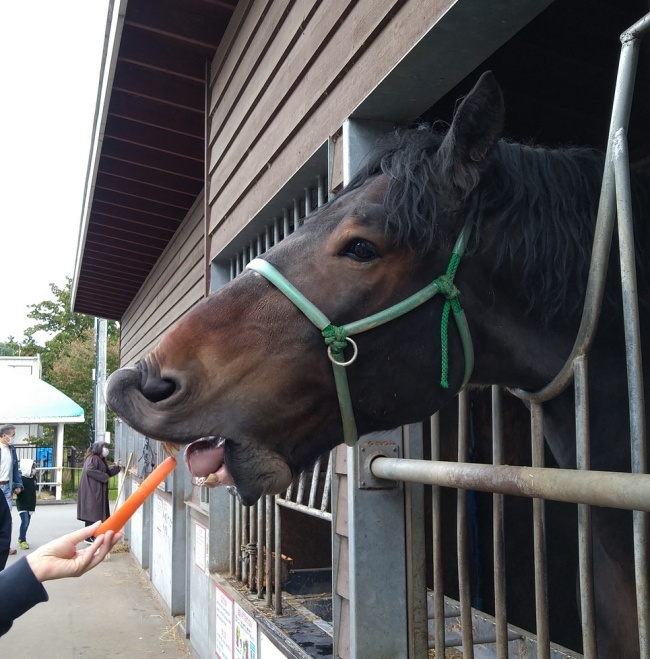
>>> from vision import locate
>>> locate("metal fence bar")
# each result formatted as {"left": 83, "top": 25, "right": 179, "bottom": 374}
{"left": 491, "top": 386, "right": 509, "bottom": 659}
{"left": 456, "top": 390, "right": 474, "bottom": 657}
{"left": 370, "top": 460, "right": 650, "bottom": 511}
{"left": 257, "top": 497, "right": 265, "bottom": 599}
{"left": 265, "top": 495, "right": 273, "bottom": 608}
{"left": 308, "top": 456, "right": 322, "bottom": 508}
{"left": 575, "top": 355, "right": 597, "bottom": 657}
{"left": 430, "top": 412, "right": 446, "bottom": 656}
{"left": 274, "top": 496, "right": 282, "bottom": 614}
{"left": 613, "top": 125, "right": 650, "bottom": 657}
{"left": 531, "top": 402, "right": 550, "bottom": 658}
{"left": 321, "top": 453, "right": 333, "bottom": 513}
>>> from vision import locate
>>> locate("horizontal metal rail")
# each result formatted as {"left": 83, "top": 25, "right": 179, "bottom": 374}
{"left": 371, "top": 458, "right": 650, "bottom": 511}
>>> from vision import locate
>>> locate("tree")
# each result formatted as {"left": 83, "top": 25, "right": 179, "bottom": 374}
{"left": 48, "top": 326, "right": 120, "bottom": 449}
{"left": 4, "top": 279, "right": 120, "bottom": 450}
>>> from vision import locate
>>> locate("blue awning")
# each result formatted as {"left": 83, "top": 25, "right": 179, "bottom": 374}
{"left": 0, "top": 371, "right": 84, "bottom": 424}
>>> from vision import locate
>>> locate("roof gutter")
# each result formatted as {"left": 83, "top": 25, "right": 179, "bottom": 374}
{"left": 70, "top": 0, "right": 129, "bottom": 314}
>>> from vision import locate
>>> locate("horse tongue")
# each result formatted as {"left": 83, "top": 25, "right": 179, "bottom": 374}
{"left": 184, "top": 437, "right": 226, "bottom": 478}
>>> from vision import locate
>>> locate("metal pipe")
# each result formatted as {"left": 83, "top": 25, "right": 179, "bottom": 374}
{"left": 257, "top": 497, "right": 265, "bottom": 599}
{"left": 491, "top": 386, "right": 508, "bottom": 659}
{"left": 274, "top": 496, "right": 282, "bottom": 614}
{"left": 613, "top": 127, "right": 650, "bottom": 656}
{"left": 514, "top": 11, "right": 644, "bottom": 404}
{"left": 370, "top": 459, "right": 650, "bottom": 511}
{"left": 321, "top": 454, "right": 333, "bottom": 513}
{"left": 309, "top": 457, "right": 322, "bottom": 509}
{"left": 430, "top": 412, "right": 445, "bottom": 656}
{"left": 456, "top": 390, "right": 474, "bottom": 657}
{"left": 575, "top": 356, "right": 597, "bottom": 657}
{"left": 531, "top": 403, "right": 549, "bottom": 658}
{"left": 275, "top": 499, "right": 332, "bottom": 521}
{"left": 265, "top": 495, "right": 273, "bottom": 608}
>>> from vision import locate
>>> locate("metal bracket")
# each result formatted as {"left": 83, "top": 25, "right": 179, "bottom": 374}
{"left": 356, "top": 440, "right": 400, "bottom": 489}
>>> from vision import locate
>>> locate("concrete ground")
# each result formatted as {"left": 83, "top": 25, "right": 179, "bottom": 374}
{"left": 0, "top": 501, "right": 191, "bottom": 658}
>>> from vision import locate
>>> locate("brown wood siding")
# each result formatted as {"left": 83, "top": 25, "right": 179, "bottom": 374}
{"left": 206, "top": 0, "right": 454, "bottom": 261}
{"left": 119, "top": 194, "right": 206, "bottom": 366}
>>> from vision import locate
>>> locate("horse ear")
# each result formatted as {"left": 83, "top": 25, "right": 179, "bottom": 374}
{"left": 434, "top": 71, "right": 504, "bottom": 200}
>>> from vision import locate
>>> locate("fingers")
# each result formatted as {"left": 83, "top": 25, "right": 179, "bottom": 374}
{"left": 66, "top": 522, "right": 102, "bottom": 545}
{"left": 79, "top": 530, "right": 125, "bottom": 574}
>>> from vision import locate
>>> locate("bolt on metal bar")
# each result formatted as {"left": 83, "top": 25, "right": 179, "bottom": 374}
{"left": 613, "top": 126, "right": 650, "bottom": 658}
{"left": 430, "top": 412, "right": 446, "bottom": 656}
{"left": 456, "top": 390, "right": 474, "bottom": 657}
{"left": 575, "top": 355, "right": 597, "bottom": 657}
{"left": 491, "top": 386, "right": 509, "bottom": 659}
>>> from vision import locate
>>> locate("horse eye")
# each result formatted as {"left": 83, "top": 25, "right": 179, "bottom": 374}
{"left": 341, "top": 239, "right": 379, "bottom": 262}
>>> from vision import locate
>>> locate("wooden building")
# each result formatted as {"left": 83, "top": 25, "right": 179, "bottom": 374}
{"left": 72, "top": 1, "right": 650, "bottom": 657}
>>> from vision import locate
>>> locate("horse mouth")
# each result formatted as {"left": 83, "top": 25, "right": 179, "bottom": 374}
{"left": 183, "top": 436, "right": 236, "bottom": 488}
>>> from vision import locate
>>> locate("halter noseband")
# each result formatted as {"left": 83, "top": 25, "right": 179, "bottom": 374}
{"left": 246, "top": 218, "right": 474, "bottom": 446}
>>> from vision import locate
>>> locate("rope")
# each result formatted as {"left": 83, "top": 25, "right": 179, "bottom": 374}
{"left": 322, "top": 324, "right": 348, "bottom": 356}
{"left": 438, "top": 252, "right": 462, "bottom": 389}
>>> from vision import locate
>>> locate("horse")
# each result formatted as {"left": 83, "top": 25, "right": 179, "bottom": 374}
{"left": 106, "top": 71, "right": 650, "bottom": 657}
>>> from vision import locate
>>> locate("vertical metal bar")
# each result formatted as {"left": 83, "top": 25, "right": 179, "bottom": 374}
{"left": 430, "top": 412, "right": 445, "bottom": 655}
{"left": 265, "top": 495, "right": 273, "bottom": 608}
{"left": 274, "top": 496, "right": 282, "bottom": 614}
{"left": 274, "top": 217, "right": 280, "bottom": 245}
{"left": 283, "top": 208, "right": 290, "bottom": 238}
{"left": 249, "top": 502, "right": 257, "bottom": 591}
{"left": 457, "top": 390, "right": 474, "bottom": 657}
{"left": 321, "top": 454, "right": 333, "bottom": 513}
{"left": 257, "top": 497, "right": 265, "bottom": 599}
{"left": 229, "top": 496, "right": 236, "bottom": 576}
{"left": 235, "top": 500, "right": 242, "bottom": 581}
{"left": 229, "top": 258, "right": 235, "bottom": 281}
{"left": 241, "top": 504, "right": 249, "bottom": 583}
{"left": 296, "top": 471, "right": 307, "bottom": 504}
{"left": 613, "top": 128, "right": 649, "bottom": 657}
{"left": 305, "top": 186, "right": 312, "bottom": 215}
{"left": 309, "top": 456, "right": 322, "bottom": 508}
{"left": 294, "top": 197, "right": 300, "bottom": 229}
{"left": 575, "top": 355, "right": 597, "bottom": 657}
{"left": 264, "top": 225, "right": 271, "bottom": 252}
{"left": 404, "top": 423, "right": 428, "bottom": 658}
{"left": 491, "top": 386, "right": 508, "bottom": 659}
{"left": 317, "top": 174, "right": 326, "bottom": 207}
{"left": 531, "top": 402, "right": 550, "bottom": 657}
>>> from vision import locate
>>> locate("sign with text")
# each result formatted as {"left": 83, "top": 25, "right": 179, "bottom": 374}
{"left": 215, "top": 584, "right": 234, "bottom": 659}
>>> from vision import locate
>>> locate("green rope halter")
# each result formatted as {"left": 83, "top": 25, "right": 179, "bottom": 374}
{"left": 246, "top": 217, "right": 474, "bottom": 446}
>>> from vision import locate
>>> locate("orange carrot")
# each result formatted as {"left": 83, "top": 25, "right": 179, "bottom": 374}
{"left": 96, "top": 456, "right": 178, "bottom": 535}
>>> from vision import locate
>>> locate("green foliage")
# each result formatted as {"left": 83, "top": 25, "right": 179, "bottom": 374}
{"left": 3, "top": 279, "right": 121, "bottom": 451}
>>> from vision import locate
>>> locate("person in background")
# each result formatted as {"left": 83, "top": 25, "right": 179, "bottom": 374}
{"left": 76, "top": 441, "right": 121, "bottom": 543}
{"left": 0, "top": 424, "right": 23, "bottom": 561}
{"left": 16, "top": 459, "right": 37, "bottom": 550}
{"left": 0, "top": 521, "right": 123, "bottom": 636}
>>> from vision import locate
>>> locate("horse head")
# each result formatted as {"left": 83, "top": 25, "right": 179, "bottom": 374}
{"left": 105, "top": 72, "right": 598, "bottom": 504}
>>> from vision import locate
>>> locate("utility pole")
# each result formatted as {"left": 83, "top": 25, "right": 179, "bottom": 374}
{"left": 94, "top": 317, "right": 108, "bottom": 445}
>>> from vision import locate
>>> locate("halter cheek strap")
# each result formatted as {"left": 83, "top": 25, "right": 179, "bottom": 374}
{"left": 246, "top": 218, "right": 474, "bottom": 446}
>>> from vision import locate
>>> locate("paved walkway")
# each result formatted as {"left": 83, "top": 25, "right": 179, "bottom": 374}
{"left": 0, "top": 502, "right": 191, "bottom": 658}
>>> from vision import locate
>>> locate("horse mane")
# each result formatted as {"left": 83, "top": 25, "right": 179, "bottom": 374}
{"left": 341, "top": 125, "right": 650, "bottom": 326}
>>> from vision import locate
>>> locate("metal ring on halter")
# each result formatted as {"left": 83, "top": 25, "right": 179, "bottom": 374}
{"left": 327, "top": 337, "right": 358, "bottom": 367}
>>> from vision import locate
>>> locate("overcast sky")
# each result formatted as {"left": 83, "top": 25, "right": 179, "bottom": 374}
{"left": 0, "top": 0, "right": 110, "bottom": 342}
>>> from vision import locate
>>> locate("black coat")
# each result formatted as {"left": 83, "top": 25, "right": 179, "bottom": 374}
{"left": 76, "top": 455, "right": 120, "bottom": 523}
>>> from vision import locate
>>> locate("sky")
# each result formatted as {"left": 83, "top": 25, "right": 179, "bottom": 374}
{"left": 0, "top": 1, "right": 111, "bottom": 342}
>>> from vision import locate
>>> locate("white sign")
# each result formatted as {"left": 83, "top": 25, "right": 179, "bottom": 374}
{"left": 195, "top": 522, "right": 207, "bottom": 572}
{"left": 215, "top": 584, "right": 234, "bottom": 659}
{"left": 260, "top": 633, "right": 288, "bottom": 659}
{"left": 234, "top": 603, "right": 257, "bottom": 659}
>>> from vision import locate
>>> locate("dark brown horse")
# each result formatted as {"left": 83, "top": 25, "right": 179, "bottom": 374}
{"left": 107, "top": 72, "right": 649, "bottom": 657}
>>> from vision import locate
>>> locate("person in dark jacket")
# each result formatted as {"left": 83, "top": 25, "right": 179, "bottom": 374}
{"left": 0, "top": 511, "right": 122, "bottom": 636}
{"left": 0, "top": 424, "right": 23, "bottom": 566}
{"left": 16, "top": 459, "right": 37, "bottom": 549}
{"left": 76, "top": 442, "right": 121, "bottom": 542}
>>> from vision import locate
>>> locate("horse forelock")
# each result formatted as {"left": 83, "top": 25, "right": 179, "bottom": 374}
{"left": 336, "top": 125, "right": 650, "bottom": 327}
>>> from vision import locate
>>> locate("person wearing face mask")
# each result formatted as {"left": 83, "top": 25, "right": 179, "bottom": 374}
{"left": 76, "top": 442, "right": 121, "bottom": 543}
{"left": 0, "top": 424, "right": 23, "bottom": 566}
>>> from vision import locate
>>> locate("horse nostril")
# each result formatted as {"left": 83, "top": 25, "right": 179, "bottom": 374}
{"left": 141, "top": 377, "right": 177, "bottom": 403}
